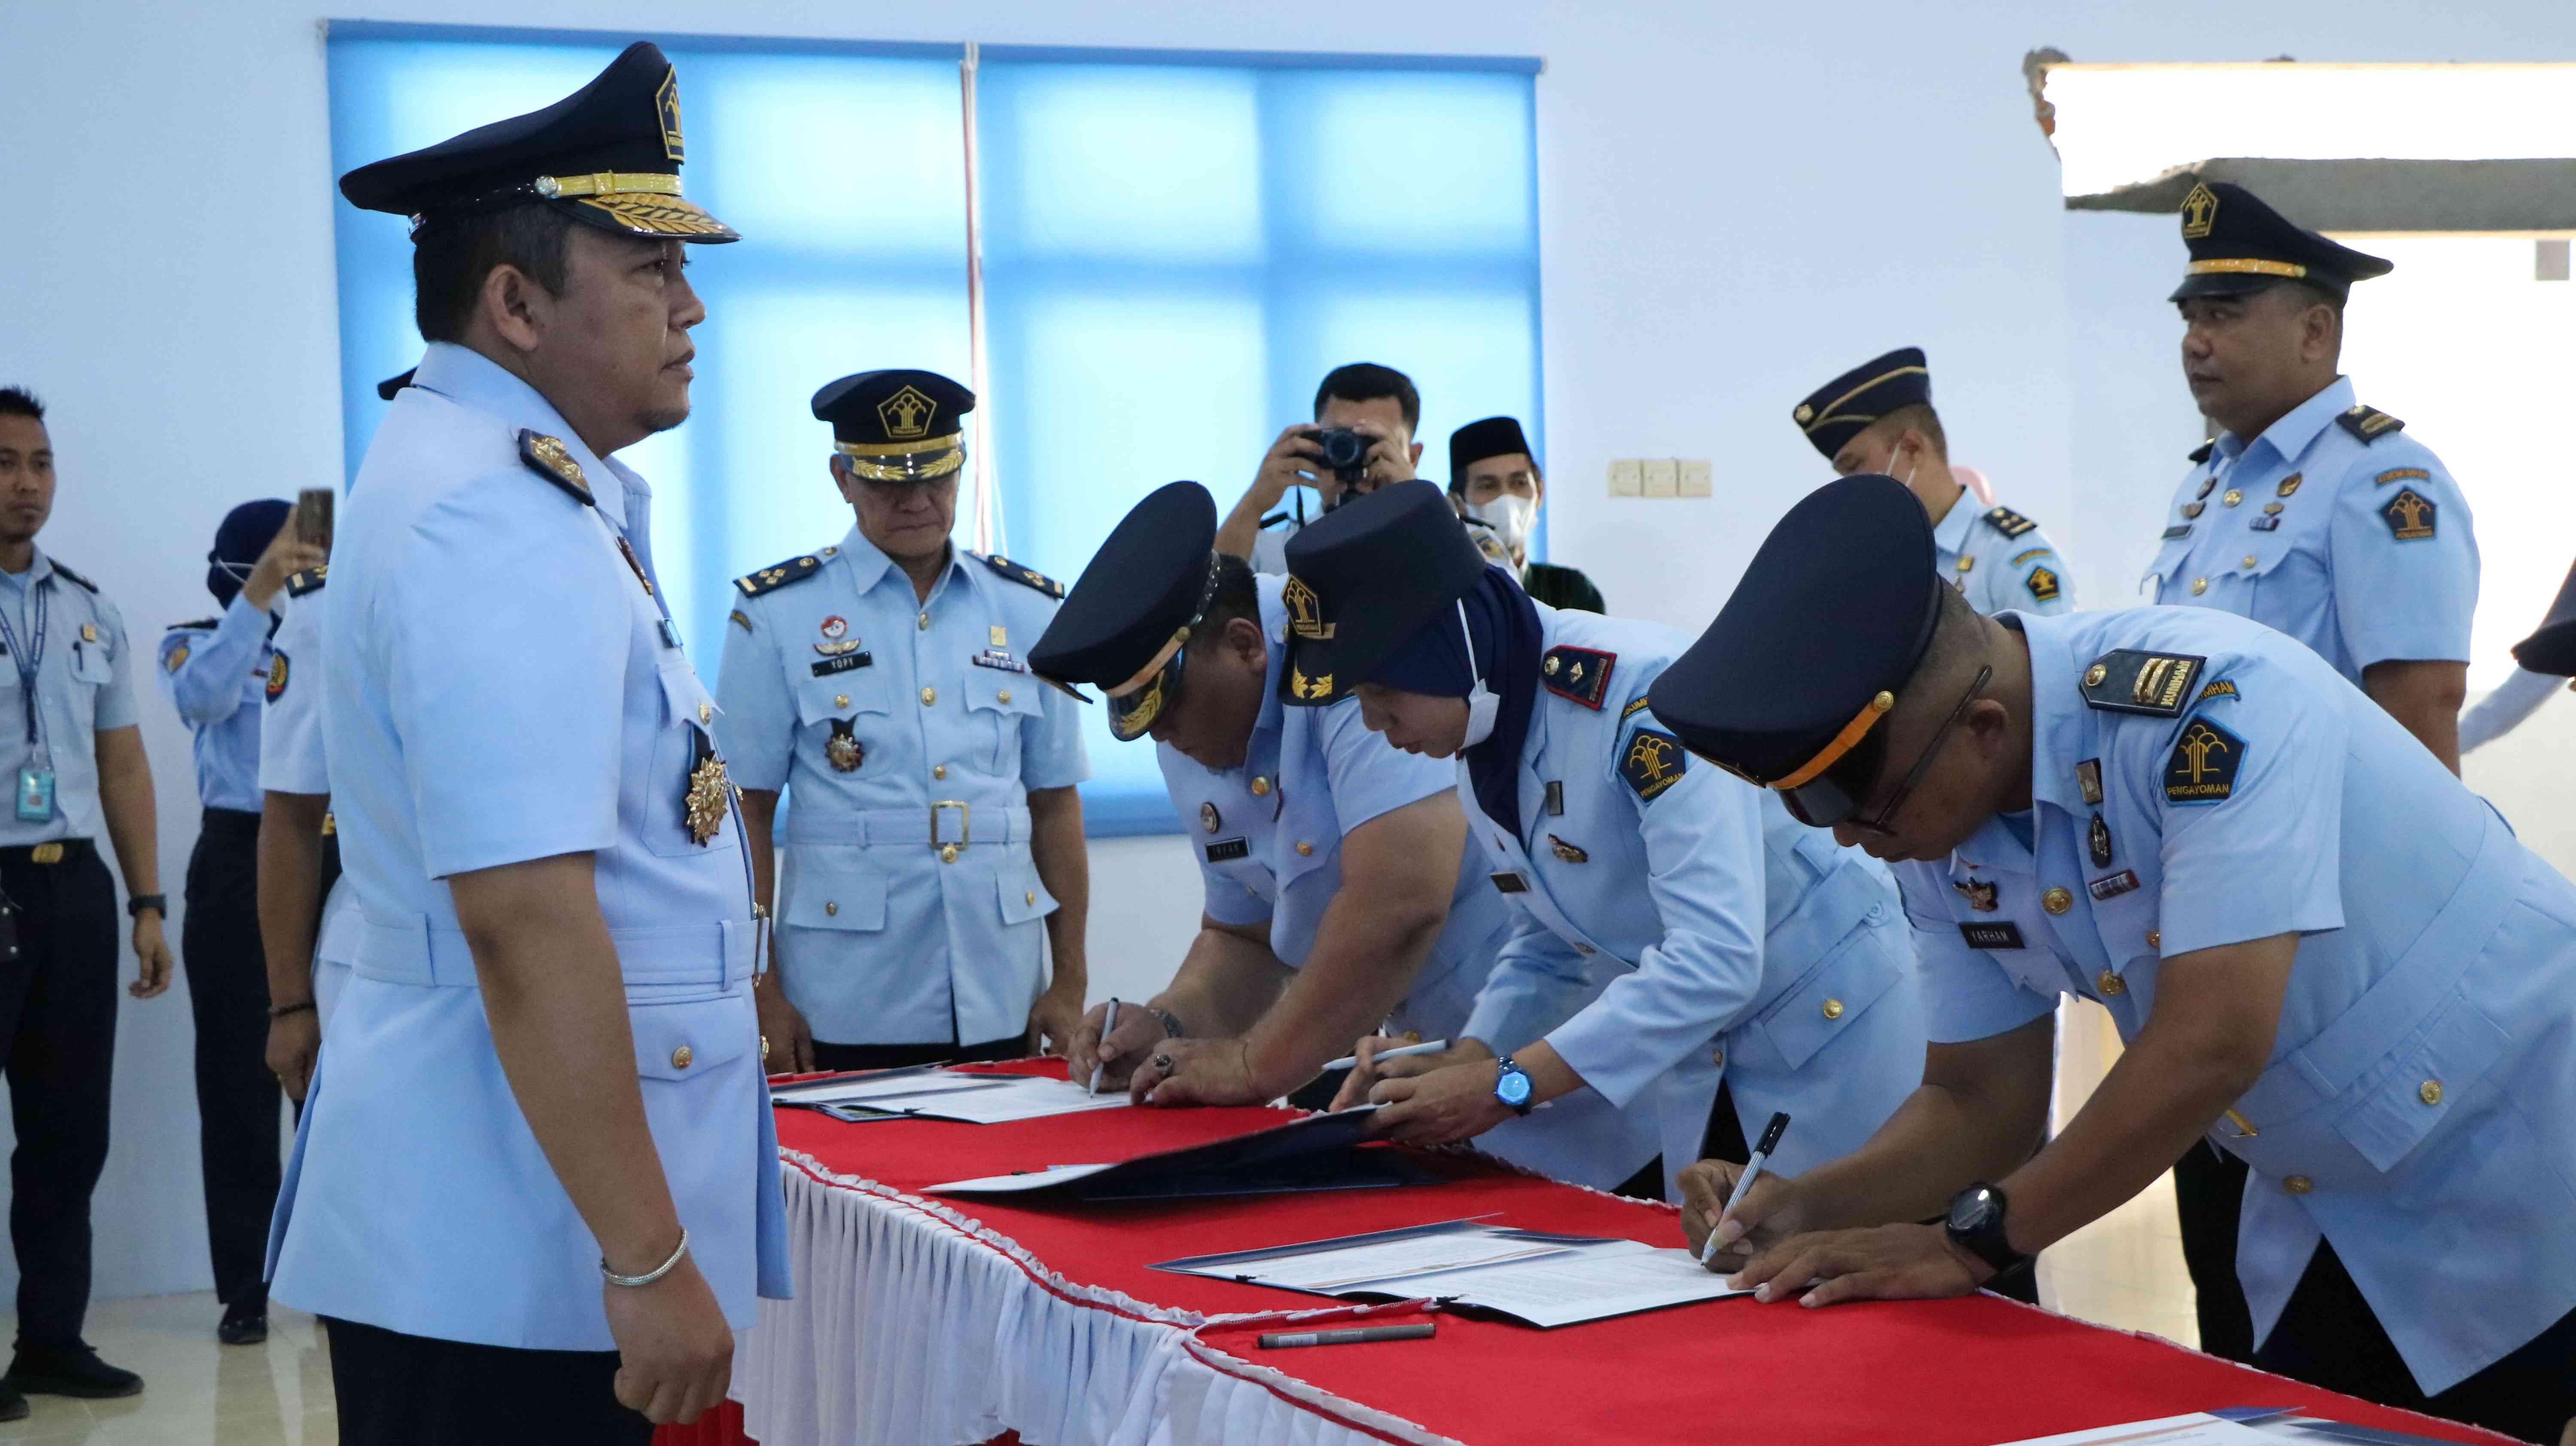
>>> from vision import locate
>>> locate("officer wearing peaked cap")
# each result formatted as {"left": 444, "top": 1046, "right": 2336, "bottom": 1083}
{"left": 714, "top": 369, "right": 1091, "bottom": 1075}
{"left": 272, "top": 44, "right": 785, "bottom": 1442}
{"left": 1290, "top": 483, "right": 1923, "bottom": 1203}
{"left": 1650, "top": 475, "right": 2576, "bottom": 1443}
{"left": 1795, "top": 348, "right": 2073, "bottom": 618}
{"left": 1034, "top": 484, "right": 1656, "bottom": 1188}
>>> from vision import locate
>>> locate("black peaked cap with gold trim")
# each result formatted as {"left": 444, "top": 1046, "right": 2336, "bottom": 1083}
{"left": 1029, "top": 483, "right": 1219, "bottom": 737}
{"left": 2512, "top": 555, "right": 2576, "bottom": 677}
{"left": 814, "top": 370, "right": 975, "bottom": 484}
{"left": 2170, "top": 179, "right": 2390, "bottom": 303}
{"left": 1280, "top": 481, "right": 1491, "bottom": 707}
{"left": 340, "top": 41, "right": 736, "bottom": 243}
{"left": 1651, "top": 474, "right": 1941, "bottom": 784}
{"left": 1793, "top": 347, "right": 1929, "bottom": 460}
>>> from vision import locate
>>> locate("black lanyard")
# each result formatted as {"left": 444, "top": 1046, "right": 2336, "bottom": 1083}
{"left": 0, "top": 580, "right": 50, "bottom": 748}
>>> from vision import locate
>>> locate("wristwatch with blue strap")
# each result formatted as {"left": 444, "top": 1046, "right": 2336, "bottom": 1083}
{"left": 1492, "top": 1054, "right": 1535, "bottom": 1116}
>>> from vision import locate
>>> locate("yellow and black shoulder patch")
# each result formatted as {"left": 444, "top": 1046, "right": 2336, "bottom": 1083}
{"left": 2025, "top": 566, "right": 2061, "bottom": 603}
{"left": 2187, "top": 440, "right": 2215, "bottom": 465}
{"left": 2078, "top": 649, "right": 2204, "bottom": 717}
{"left": 286, "top": 565, "right": 329, "bottom": 598}
{"left": 2197, "top": 678, "right": 2239, "bottom": 702}
{"left": 978, "top": 553, "right": 1065, "bottom": 600}
{"left": 2165, "top": 716, "right": 2244, "bottom": 805}
{"left": 1619, "top": 726, "right": 1687, "bottom": 802}
{"left": 1982, "top": 507, "right": 2038, "bottom": 539}
{"left": 517, "top": 429, "right": 593, "bottom": 504}
{"left": 735, "top": 555, "right": 823, "bottom": 597}
{"left": 1541, "top": 645, "right": 1616, "bottom": 709}
{"left": 2374, "top": 467, "right": 2430, "bottom": 487}
{"left": 2381, "top": 487, "right": 2437, "bottom": 541}
{"left": 1620, "top": 694, "right": 1654, "bottom": 719}
{"left": 2336, "top": 406, "right": 2405, "bottom": 444}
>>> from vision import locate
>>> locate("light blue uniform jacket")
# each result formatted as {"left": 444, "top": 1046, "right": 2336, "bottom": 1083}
{"left": 2145, "top": 377, "right": 2478, "bottom": 684}
{"left": 155, "top": 590, "right": 274, "bottom": 812}
{"left": 1898, "top": 606, "right": 2576, "bottom": 1394}
{"left": 1458, "top": 603, "right": 1925, "bottom": 1196}
{"left": 0, "top": 550, "right": 137, "bottom": 846}
{"left": 1935, "top": 493, "right": 2074, "bottom": 618}
{"left": 268, "top": 342, "right": 788, "bottom": 1349}
{"left": 257, "top": 574, "right": 356, "bottom": 1024}
{"left": 713, "top": 530, "right": 1088, "bottom": 1047}
{"left": 1157, "top": 576, "right": 1658, "bottom": 1189}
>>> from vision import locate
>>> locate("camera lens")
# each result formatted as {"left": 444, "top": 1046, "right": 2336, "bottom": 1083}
{"left": 1316, "top": 429, "right": 1367, "bottom": 470}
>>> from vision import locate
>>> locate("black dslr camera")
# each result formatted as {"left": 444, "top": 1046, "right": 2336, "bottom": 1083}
{"left": 1311, "top": 428, "right": 1371, "bottom": 487}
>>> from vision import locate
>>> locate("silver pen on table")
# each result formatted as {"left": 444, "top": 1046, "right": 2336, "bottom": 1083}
{"left": 1701, "top": 1111, "right": 1792, "bottom": 1266}
{"left": 1088, "top": 998, "right": 1119, "bottom": 1094}
{"left": 1321, "top": 1038, "right": 1449, "bottom": 1072}
{"left": 1258, "top": 1322, "right": 1436, "bottom": 1349}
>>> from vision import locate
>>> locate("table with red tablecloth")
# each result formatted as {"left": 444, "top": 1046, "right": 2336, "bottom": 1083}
{"left": 661, "top": 1060, "right": 2513, "bottom": 1446}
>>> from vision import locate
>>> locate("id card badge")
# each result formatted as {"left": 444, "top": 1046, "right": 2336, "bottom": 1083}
{"left": 15, "top": 767, "right": 55, "bottom": 823}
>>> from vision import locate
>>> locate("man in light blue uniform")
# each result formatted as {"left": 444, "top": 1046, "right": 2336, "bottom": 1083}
{"left": 1042, "top": 483, "right": 1654, "bottom": 1190}
{"left": 715, "top": 369, "right": 1090, "bottom": 1074}
{"left": 1654, "top": 476, "right": 2576, "bottom": 1444}
{"left": 1796, "top": 347, "right": 2075, "bottom": 617}
{"left": 270, "top": 45, "right": 785, "bottom": 1441}
{"left": 155, "top": 497, "right": 322, "bottom": 1347}
{"left": 1291, "top": 484, "right": 1923, "bottom": 1201}
{"left": 254, "top": 559, "right": 355, "bottom": 1106}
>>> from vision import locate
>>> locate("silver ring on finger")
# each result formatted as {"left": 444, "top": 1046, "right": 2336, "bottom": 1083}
{"left": 1152, "top": 1054, "right": 1174, "bottom": 1073}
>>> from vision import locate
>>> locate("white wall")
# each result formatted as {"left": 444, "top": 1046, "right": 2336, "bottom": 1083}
{"left": 3, "top": 0, "right": 2573, "bottom": 1303}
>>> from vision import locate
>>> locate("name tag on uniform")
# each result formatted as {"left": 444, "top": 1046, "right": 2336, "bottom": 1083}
{"left": 1204, "top": 838, "right": 1249, "bottom": 863}
{"left": 1960, "top": 921, "right": 2024, "bottom": 950}
{"left": 810, "top": 652, "right": 874, "bottom": 677}
{"left": 2088, "top": 870, "right": 2142, "bottom": 902}
{"left": 2161, "top": 524, "right": 2193, "bottom": 540}
{"left": 972, "top": 649, "right": 1028, "bottom": 673}
{"left": 1490, "top": 871, "right": 1530, "bottom": 894}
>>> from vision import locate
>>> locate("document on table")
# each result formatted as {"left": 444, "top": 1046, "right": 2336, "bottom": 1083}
{"left": 772, "top": 1070, "right": 1132, "bottom": 1123}
{"left": 1991, "top": 1414, "right": 2291, "bottom": 1446}
{"left": 769, "top": 1069, "right": 1016, "bottom": 1107}
{"left": 928, "top": 1104, "right": 1414, "bottom": 1200}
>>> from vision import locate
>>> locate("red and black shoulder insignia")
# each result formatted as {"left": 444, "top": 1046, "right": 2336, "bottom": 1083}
{"left": 978, "top": 553, "right": 1065, "bottom": 600}
{"left": 517, "top": 429, "right": 594, "bottom": 505}
{"left": 286, "top": 565, "right": 329, "bottom": 598}
{"left": 735, "top": 554, "right": 823, "bottom": 597}
{"left": 1982, "top": 507, "right": 2038, "bottom": 539}
{"left": 2187, "top": 440, "right": 2215, "bottom": 465}
{"left": 2336, "top": 406, "right": 2406, "bottom": 444}
{"left": 1541, "top": 645, "right": 1615, "bottom": 708}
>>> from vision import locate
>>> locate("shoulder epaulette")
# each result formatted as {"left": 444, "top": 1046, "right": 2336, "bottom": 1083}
{"left": 2078, "top": 649, "right": 2207, "bottom": 718}
{"left": 516, "top": 428, "right": 595, "bottom": 505}
{"left": 735, "top": 554, "right": 823, "bottom": 598}
{"left": 1982, "top": 507, "right": 2038, "bottom": 539}
{"left": 286, "top": 565, "right": 328, "bottom": 598}
{"left": 2336, "top": 406, "right": 2405, "bottom": 444}
{"left": 978, "top": 553, "right": 1065, "bottom": 600}
{"left": 2187, "top": 440, "right": 2215, "bottom": 465}
{"left": 165, "top": 617, "right": 219, "bottom": 633}
{"left": 1540, "top": 645, "right": 1615, "bottom": 709}
{"left": 49, "top": 561, "right": 97, "bottom": 592}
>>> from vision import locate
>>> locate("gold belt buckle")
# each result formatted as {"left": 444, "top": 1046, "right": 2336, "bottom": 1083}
{"left": 30, "top": 842, "right": 63, "bottom": 865}
{"left": 931, "top": 801, "right": 971, "bottom": 863}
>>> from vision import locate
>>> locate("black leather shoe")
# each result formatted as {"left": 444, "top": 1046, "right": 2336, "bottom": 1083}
{"left": 0, "top": 1380, "right": 27, "bottom": 1421}
{"left": 218, "top": 1302, "right": 269, "bottom": 1346}
{"left": 5, "top": 1344, "right": 143, "bottom": 1399}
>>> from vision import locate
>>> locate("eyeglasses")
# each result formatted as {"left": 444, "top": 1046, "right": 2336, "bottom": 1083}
{"left": 1782, "top": 665, "right": 1990, "bottom": 834}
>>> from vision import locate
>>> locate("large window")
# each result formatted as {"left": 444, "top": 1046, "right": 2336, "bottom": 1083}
{"left": 325, "top": 26, "right": 1540, "bottom": 834}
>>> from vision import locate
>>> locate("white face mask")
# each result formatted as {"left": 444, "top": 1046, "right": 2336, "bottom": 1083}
{"left": 1470, "top": 492, "right": 1536, "bottom": 558}
{"left": 1456, "top": 600, "right": 1501, "bottom": 747}
{"left": 1884, "top": 437, "right": 1916, "bottom": 489}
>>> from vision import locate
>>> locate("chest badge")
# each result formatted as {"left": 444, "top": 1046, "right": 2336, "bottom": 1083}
{"left": 820, "top": 615, "right": 848, "bottom": 640}
{"left": 2088, "top": 812, "right": 2114, "bottom": 869}
{"left": 2277, "top": 473, "right": 2303, "bottom": 498}
{"left": 683, "top": 741, "right": 730, "bottom": 847}
{"left": 2075, "top": 758, "right": 2103, "bottom": 806}
{"left": 1201, "top": 801, "right": 1222, "bottom": 834}
{"left": 825, "top": 718, "right": 864, "bottom": 773}
{"left": 1548, "top": 835, "right": 1589, "bottom": 864}
{"left": 2181, "top": 501, "right": 2205, "bottom": 520}
{"left": 266, "top": 653, "right": 290, "bottom": 702}
{"left": 1953, "top": 877, "right": 1999, "bottom": 912}
{"left": 2196, "top": 477, "right": 2217, "bottom": 500}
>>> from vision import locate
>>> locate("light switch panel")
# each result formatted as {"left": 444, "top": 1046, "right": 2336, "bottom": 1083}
{"left": 1677, "top": 459, "right": 1713, "bottom": 497}
{"left": 1607, "top": 458, "right": 1643, "bottom": 497}
{"left": 1640, "top": 459, "right": 1678, "bottom": 498}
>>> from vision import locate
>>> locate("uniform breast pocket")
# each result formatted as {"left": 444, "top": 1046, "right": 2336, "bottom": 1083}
{"left": 631, "top": 996, "right": 758, "bottom": 1093}
{"left": 643, "top": 660, "right": 729, "bottom": 860}
{"left": 1753, "top": 916, "right": 1911, "bottom": 1069}
{"left": 960, "top": 668, "right": 1041, "bottom": 774}
{"left": 71, "top": 640, "right": 114, "bottom": 687}
{"left": 779, "top": 844, "right": 889, "bottom": 933}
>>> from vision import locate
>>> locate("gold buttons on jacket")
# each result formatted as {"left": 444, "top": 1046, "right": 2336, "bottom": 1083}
{"left": 2042, "top": 886, "right": 2072, "bottom": 914}
{"left": 1710, "top": 1048, "right": 1724, "bottom": 1069}
{"left": 2242, "top": 555, "right": 2258, "bottom": 569}
{"left": 920, "top": 687, "right": 937, "bottom": 706}
{"left": 997, "top": 689, "right": 1012, "bottom": 705}
{"left": 1822, "top": 998, "right": 1845, "bottom": 1021}
{"left": 940, "top": 843, "right": 960, "bottom": 864}
{"left": 1250, "top": 776, "right": 1272, "bottom": 797}
{"left": 698, "top": 702, "right": 713, "bottom": 724}
{"left": 834, "top": 694, "right": 851, "bottom": 708}
{"left": 2418, "top": 1079, "right": 2444, "bottom": 1106}
{"left": 2147, "top": 929, "right": 2162, "bottom": 950}
{"left": 2096, "top": 969, "right": 2126, "bottom": 996}
{"left": 2284, "top": 1175, "right": 2313, "bottom": 1195}
{"left": 1295, "top": 841, "right": 1314, "bottom": 856}
{"left": 2190, "top": 577, "right": 2209, "bottom": 596}
{"left": 824, "top": 901, "right": 838, "bottom": 916}
{"left": 1026, "top": 891, "right": 1037, "bottom": 905}
{"left": 671, "top": 1045, "right": 694, "bottom": 1069}
{"left": 917, "top": 612, "right": 930, "bottom": 631}
{"left": 933, "top": 765, "right": 947, "bottom": 780}
{"left": 2222, "top": 489, "right": 2243, "bottom": 507}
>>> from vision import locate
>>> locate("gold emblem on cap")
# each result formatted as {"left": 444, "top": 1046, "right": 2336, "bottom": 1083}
{"left": 2180, "top": 182, "right": 2218, "bottom": 240}
{"left": 1281, "top": 575, "right": 1333, "bottom": 640}
{"left": 878, "top": 385, "right": 938, "bottom": 440}
{"left": 656, "top": 67, "right": 685, "bottom": 161}
{"left": 1291, "top": 668, "right": 1334, "bottom": 700}
{"left": 1793, "top": 403, "right": 1814, "bottom": 425}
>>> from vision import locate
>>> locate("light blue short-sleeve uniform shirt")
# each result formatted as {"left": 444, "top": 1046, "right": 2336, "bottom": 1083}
{"left": 267, "top": 342, "right": 788, "bottom": 1349}
{"left": 257, "top": 570, "right": 357, "bottom": 1024}
{"left": 155, "top": 589, "right": 276, "bottom": 813}
{"left": 1156, "top": 576, "right": 1655, "bottom": 1188}
{"left": 713, "top": 529, "right": 1089, "bottom": 1048}
{"left": 1454, "top": 603, "right": 1925, "bottom": 1196}
{"left": 1896, "top": 606, "right": 2576, "bottom": 1395}
{"left": 1934, "top": 493, "right": 2074, "bottom": 618}
{"left": 0, "top": 550, "right": 137, "bottom": 845}
{"left": 2145, "top": 377, "right": 2478, "bottom": 683}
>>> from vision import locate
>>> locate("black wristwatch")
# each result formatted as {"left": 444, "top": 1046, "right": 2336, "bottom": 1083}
{"left": 1944, "top": 1182, "right": 2026, "bottom": 1274}
{"left": 126, "top": 894, "right": 167, "bottom": 920}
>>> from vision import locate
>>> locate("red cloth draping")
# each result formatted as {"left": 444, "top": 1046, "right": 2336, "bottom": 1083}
{"left": 659, "top": 1060, "right": 2516, "bottom": 1446}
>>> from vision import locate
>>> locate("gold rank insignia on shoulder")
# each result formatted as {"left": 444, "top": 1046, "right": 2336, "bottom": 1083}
{"left": 683, "top": 741, "right": 729, "bottom": 845}
{"left": 2078, "top": 649, "right": 2205, "bottom": 717}
{"left": 517, "top": 429, "right": 593, "bottom": 504}
{"left": 734, "top": 554, "right": 822, "bottom": 597}
{"left": 2165, "top": 717, "right": 2244, "bottom": 805}
{"left": 287, "top": 565, "right": 329, "bottom": 598}
{"left": 1619, "top": 727, "right": 1685, "bottom": 802}
{"left": 977, "top": 553, "right": 1065, "bottom": 599}
{"left": 1548, "top": 835, "right": 1589, "bottom": 863}
{"left": 1542, "top": 646, "right": 1616, "bottom": 709}
{"left": 2336, "top": 405, "right": 2406, "bottom": 444}
{"left": 1981, "top": 507, "right": 2037, "bottom": 538}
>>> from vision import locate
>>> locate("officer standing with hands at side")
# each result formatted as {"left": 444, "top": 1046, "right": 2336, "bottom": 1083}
{"left": 156, "top": 498, "right": 322, "bottom": 1348}
{"left": 1653, "top": 475, "right": 2576, "bottom": 1444}
{"left": 1297, "top": 483, "right": 1924, "bottom": 1200}
{"left": 1795, "top": 348, "right": 2075, "bottom": 617}
{"left": 716, "top": 370, "right": 1090, "bottom": 1073}
{"left": 267, "top": 44, "right": 786, "bottom": 1441}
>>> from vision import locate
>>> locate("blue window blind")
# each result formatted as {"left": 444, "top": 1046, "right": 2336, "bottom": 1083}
{"left": 325, "top": 26, "right": 971, "bottom": 668}
{"left": 975, "top": 51, "right": 1542, "bottom": 833}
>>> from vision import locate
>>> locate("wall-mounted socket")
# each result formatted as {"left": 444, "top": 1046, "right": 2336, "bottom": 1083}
{"left": 1640, "top": 459, "right": 1678, "bottom": 497}
{"left": 1677, "top": 459, "right": 1712, "bottom": 497}
{"left": 1607, "top": 458, "right": 1713, "bottom": 497}
{"left": 1607, "top": 458, "right": 1643, "bottom": 496}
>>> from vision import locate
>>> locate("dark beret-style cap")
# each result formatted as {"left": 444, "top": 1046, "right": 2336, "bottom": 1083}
{"left": 1449, "top": 416, "right": 1533, "bottom": 480}
{"left": 1279, "top": 481, "right": 1491, "bottom": 706}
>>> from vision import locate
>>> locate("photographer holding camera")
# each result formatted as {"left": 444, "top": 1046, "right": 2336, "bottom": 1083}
{"left": 1217, "top": 362, "right": 1424, "bottom": 574}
